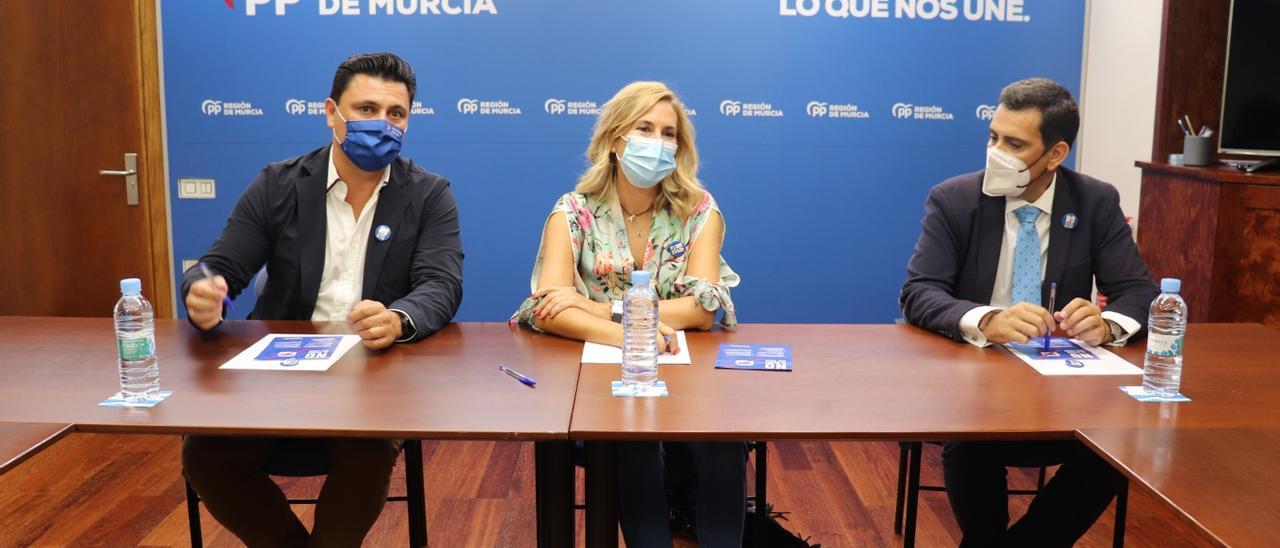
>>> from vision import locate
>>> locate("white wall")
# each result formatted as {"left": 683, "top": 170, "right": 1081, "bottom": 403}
{"left": 1077, "top": 0, "right": 1164, "bottom": 233}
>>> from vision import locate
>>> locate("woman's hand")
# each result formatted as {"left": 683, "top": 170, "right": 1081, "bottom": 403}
{"left": 658, "top": 321, "right": 680, "bottom": 354}
{"left": 532, "top": 286, "right": 609, "bottom": 321}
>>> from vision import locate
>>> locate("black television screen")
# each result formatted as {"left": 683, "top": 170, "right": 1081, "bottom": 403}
{"left": 1219, "top": 0, "right": 1280, "bottom": 156}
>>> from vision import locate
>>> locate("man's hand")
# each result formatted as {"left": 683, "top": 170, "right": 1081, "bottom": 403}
{"left": 1055, "top": 297, "right": 1110, "bottom": 346}
{"left": 185, "top": 276, "right": 228, "bottom": 330}
{"left": 347, "top": 300, "right": 402, "bottom": 350}
{"left": 531, "top": 286, "right": 609, "bottom": 321}
{"left": 980, "top": 302, "right": 1056, "bottom": 344}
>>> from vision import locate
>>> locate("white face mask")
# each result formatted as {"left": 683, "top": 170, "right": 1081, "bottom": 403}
{"left": 977, "top": 143, "right": 1059, "bottom": 197}
{"left": 982, "top": 146, "right": 1043, "bottom": 197}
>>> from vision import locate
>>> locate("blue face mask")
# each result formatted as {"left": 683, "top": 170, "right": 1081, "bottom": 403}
{"left": 618, "top": 135, "right": 677, "bottom": 188}
{"left": 333, "top": 109, "right": 405, "bottom": 172}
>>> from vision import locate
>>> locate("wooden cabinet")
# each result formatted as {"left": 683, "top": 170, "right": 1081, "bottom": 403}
{"left": 1137, "top": 162, "right": 1280, "bottom": 326}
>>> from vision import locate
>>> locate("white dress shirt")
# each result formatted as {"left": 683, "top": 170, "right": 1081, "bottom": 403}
{"left": 310, "top": 146, "right": 389, "bottom": 322}
{"left": 959, "top": 174, "right": 1140, "bottom": 347}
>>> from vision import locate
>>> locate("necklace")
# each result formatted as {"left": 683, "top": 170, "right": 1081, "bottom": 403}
{"left": 622, "top": 208, "right": 652, "bottom": 239}
{"left": 622, "top": 205, "right": 653, "bottom": 224}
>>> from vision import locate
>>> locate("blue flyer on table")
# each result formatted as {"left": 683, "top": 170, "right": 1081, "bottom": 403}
{"left": 1007, "top": 337, "right": 1099, "bottom": 361}
{"left": 715, "top": 344, "right": 792, "bottom": 371}
{"left": 255, "top": 335, "right": 343, "bottom": 361}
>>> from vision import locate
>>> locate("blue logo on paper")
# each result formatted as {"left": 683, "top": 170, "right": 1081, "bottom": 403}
{"left": 374, "top": 224, "right": 392, "bottom": 242}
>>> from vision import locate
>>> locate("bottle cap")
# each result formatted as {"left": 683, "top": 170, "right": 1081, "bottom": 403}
{"left": 630, "top": 270, "right": 651, "bottom": 285}
{"left": 120, "top": 278, "right": 142, "bottom": 295}
{"left": 1160, "top": 278, "right": 1181, "bottom": 293}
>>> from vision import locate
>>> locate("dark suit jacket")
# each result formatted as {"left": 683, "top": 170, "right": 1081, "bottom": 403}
{"left": 180, "top": 146, "right": 464, "bottom": 341}
{"left": 900, "top": 167, "right": 1157, "bottom": 343}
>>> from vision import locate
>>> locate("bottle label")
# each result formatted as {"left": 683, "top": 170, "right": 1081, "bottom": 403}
{"left": 118, "top": 334, "right": 155, "bottom": 361}
{"left": 1146, "top": 332, "right": 1183, "bottom": 357}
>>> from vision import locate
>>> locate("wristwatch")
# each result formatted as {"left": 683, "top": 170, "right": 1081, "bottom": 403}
{"left": 392, "top": 309, "right": 417, "bottom": 342}
{"left": 610, "top": 299, "right": 623, "bottom": 323}
{"left": 1105, "top": 319, "right": 1124, "bottom": 344}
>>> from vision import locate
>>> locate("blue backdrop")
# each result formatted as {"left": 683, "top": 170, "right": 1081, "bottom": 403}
{"left": 161, "top": 0, "right": 1085, "bottom": 323}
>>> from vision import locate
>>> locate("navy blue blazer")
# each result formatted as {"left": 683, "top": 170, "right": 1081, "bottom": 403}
{"left": 180, "top": 146, "right": 464, "bottom": 341}
{"left": 900, "top": 167, "right": 1157, "bottom": 343}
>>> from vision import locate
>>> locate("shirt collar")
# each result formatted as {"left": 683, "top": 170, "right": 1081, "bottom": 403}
{"left": 1004, "top": 171, "right": 1057, "bottom": 216}
{"left": 327, "top": 144, "right": 391, "bottom": 193}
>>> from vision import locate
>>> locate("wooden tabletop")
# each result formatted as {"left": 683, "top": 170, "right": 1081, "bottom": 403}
{"left": 0, "top": 318, "right": 582, "bottom": 440}
{"left": 1077, "top": 427, "right": 1280, "bottom": 548}
{"left": 570, "top": 323, "right": 1280, "bottom": 440}
{"left": 0, "top": 422, "right": 73, "bottom": 476}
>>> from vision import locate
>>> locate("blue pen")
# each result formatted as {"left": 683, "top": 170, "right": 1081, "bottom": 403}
{"left": 1043, "top": 282, "right": 1057, "bottom": 351}
{"left": 498, "top": 364, "right": 536, "bottom": 388}
{"left": 198, "top": 262, "right": 234, "bottom": 311}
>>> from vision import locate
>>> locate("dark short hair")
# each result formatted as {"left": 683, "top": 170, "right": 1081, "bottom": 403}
{"left": 998, "top": 78, "right": 1079, "bottom": 148}
{"left": 329, "top": 53, "right": 417, "bottom": 104}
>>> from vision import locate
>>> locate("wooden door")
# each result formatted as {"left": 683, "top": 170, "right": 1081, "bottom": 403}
{"left": 0, "top": 0, "right": 172, "bottom": 317}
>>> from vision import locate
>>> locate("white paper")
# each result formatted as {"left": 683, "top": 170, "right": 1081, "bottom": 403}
{"left": 581, "top": 331, "right": 690, "bottom": 365}
{"left": 1004, "top": 337, "right": 1143, "bottom": 376}
{"left": 219, "top": 334, "right": 362, "bottom": 371}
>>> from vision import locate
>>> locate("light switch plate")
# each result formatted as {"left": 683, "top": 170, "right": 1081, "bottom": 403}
{"left": 178, "top": 178, "right": 216, "bottom": 199}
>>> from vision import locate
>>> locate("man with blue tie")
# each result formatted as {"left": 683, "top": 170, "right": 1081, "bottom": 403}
{"left": 900, "top": 78, "right": 1158, "bottom": 547}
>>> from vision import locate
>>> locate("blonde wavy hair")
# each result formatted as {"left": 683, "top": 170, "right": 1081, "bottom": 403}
{"left": 574, "top": 81, "right": 704, "bottom": 220}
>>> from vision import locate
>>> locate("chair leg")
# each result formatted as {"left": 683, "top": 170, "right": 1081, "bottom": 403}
{"left": 904, "top": 442, "right": 922, "bottom": 548}
{"left": 755, "top": 442, "right": 768, "bottom": 548}
{"left": 893, "top": 443, "right": 908, "bottom": 534}
{"left": 184, "top": 480, "right": 204, "bottom": 548}
{"left": 403, "top": 440, "right": 428, "bottom": 548}
{"left": 1037, "top": 466, "right": 1047, "bottom": 489}
{"left": 1113, "top": 478, "right": 1128, "bottom": 548}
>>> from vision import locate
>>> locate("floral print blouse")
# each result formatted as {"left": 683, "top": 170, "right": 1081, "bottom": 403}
{"left": 511, "top": 190, "right": 739, "bottom": 328}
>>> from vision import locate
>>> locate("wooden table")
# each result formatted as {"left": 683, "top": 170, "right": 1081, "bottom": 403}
{"left": 1077, "top": 427, "right": 1280, "bottom": 548}
{"left": 0, "top": 422, "right": 73, "bottom": 476}
{"left": 571, "top": 323, "right": 1280, "bottom": 546}
{"left": 0, "top": 317, "right": 582, "bottom": 547}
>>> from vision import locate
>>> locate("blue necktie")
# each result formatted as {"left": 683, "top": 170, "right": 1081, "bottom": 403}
{"left": 1011, "top": 205, "right": 1042, "bottom": 306}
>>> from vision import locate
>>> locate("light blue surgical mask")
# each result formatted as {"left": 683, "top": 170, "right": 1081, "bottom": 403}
{"left": 617, "top": 135, "right": 677, "bottom": 188}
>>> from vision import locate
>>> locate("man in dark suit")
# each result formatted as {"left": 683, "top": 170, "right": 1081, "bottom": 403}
{"left": 180, "top": 53, "right": 463, "bottom": 547}
{"left": 900, "top": 78, "right": 1157, "bottom": 547}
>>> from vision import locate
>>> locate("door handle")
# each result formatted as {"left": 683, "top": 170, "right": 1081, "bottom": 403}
{"left": 99, "top": 153, "right": 139, "bottom": 205}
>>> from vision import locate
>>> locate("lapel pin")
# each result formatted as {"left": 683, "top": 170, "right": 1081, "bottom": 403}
{"left": 667, "top": 241, "right": 687, "bottom": 258}
{"left": 374, "top": 224, "right": 392, "bottom": 242}
{"left": 1061, "top": 213, "right": 1078, "bottom": 230}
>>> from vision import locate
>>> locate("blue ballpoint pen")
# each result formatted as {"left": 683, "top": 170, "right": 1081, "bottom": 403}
{"left": 498, "top": 364, "right": 536, "bottom": 388}
{"left": 1043, "top": 282, "right": 1057, "bottom": 351}
{"left": 198, "top": 262, "right": 234, "bottom": 311}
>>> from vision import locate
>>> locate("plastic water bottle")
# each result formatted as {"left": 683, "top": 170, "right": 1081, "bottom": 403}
{"left": 114, "top": 278, "right": 160, "bottom": 403}
{"left": 1142, "top": 278, "right": 1187, "bottom": 398}
{"left": 621, "top": 270, "right": 659, "bottom": 390}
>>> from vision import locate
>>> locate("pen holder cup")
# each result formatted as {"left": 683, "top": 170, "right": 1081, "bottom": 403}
{"left": 1183, "top": 135, "right": 1214, "bottom": 167}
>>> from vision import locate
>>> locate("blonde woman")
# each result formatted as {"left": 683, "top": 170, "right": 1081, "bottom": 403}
{"left": 512, "top": 81, "right": 743, "bottom": 547}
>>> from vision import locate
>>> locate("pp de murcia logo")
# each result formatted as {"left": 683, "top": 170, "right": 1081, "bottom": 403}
{"left": 202, "top": 99, "right": 263, "bottom": 117}
{"left": 806, "top": 101, "right": 870, "bottom": 119}
{"left": 284, "top": 99, "right": 327, "bottom": 116}
{"left": 975, "top": 104, "right": 996, "bottom": 121}
{"left": 719, "top": 100, "right": 784, "bottom": 118}
{"left": 544, "top": 98, "right": 602, "bottom": 116}
{"left": 240, "top": 0, "right": 498, "bottom": 16}
{"left": 456, "top": 98, "right": 521, "bottom": 116}
{"left": 411, "top": 101, "right": 435, "bottom": 115}
{"left": 891, "top": 102, "right": 953, "bottom": 121}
